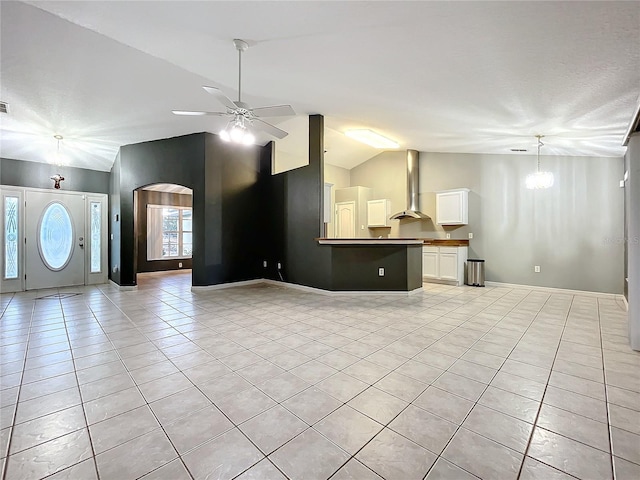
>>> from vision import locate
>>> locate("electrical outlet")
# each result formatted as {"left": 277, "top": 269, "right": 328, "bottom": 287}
{"left": 534, "top": 265, "right": 541, "bottom": 273}
{"left": 468, "top": 232, "right": 473, "bottom": 239}
{"left": 179, "top": 262, "right": 182, "bottom": 268}
{"left": 446, "top": 233, "right": 451, "bottom": 239}
{"left": 277, "top": 262, "right": 282, "bottom": 270}
{"left": 110, "top": 233, "right": 114, "bottom": 240}
{"left": 378, "top": 267, "right": 385, "bottom": 277}
{"left": 263, "top": 260, "right": 267, "bottom": 268}
{"left": 361, "top": 225, "right": 365, "bottom": 230}
{"left": 112, "top": 265, "right": 118, "bottom": 273}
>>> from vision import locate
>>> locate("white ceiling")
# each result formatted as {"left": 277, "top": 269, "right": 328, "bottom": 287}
{"left": 1, "top": 1, "right": 638, "bottom": 173}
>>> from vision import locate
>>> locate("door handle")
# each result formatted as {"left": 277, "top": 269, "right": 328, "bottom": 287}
{"left": 79, "top": 236, "right": 84, "bottom": 248}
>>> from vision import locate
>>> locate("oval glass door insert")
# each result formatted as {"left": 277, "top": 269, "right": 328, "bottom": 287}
{"left": 38, "top": 202, "right": 74, "bottom": 271}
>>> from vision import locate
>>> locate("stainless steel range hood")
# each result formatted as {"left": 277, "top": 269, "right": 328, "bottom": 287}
{"left": 390, "top": 149, "right": 430, "bottom": 220}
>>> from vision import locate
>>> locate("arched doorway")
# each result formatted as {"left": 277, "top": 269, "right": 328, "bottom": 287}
{"left": 134, "top": 183, "right": 193, "bottom": 283}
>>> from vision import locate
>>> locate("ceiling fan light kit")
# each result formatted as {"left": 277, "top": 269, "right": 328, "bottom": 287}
{"left": 173, "top": 38, "right": 295, "bottom": 144}
{"left": 526, "top": 135, "right": 554, "bottom": 189}
{"left": 345, "top": 129, "right": 400, "bottom": 149}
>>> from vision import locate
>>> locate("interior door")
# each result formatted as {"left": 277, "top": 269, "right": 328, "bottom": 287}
{"left": 335, "top": 201, "right": 356, "bottom": 238}
{"left": 25, "top": 191, "right": 86, "bottom": 290}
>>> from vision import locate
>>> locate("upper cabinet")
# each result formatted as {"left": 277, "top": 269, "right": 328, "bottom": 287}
{"left": 367, "top": 199, "right": 391, "bottom": 227}
{"left": 436, "top": 189, "right": 469, "bottom": 225}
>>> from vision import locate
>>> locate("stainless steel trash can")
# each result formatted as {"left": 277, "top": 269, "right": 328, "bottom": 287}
{"left": 466, "top": 259, "right": 485, "bottom": 287}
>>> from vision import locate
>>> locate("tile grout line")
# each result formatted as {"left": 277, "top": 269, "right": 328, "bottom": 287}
{"left": 422, "top": 288, "right": 554, "bottom": 480}
{"left": 59, "top": 292, "right": 101, "bottom": 480}
{"left": 515, "top": 294, "right": 574, "bottom": 479}
{"left": 1, "top": 291, "right": 37, "bottom": 480}
{"left": 597, "top": 297, "right": 617, "bottom": 480}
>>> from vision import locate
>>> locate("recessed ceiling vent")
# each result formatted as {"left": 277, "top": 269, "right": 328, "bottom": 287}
{"left": 0, "top": 102, "right": 9, "bottom": 114}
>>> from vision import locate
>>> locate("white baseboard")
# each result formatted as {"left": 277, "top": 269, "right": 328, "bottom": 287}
{"left": 190, "top": 278, "right": 423, "bottom": 296}
{"left": 263, "top": 279, "right": 423, "bottom": 296}
{"left": 484, "top": 281, "right": 623, "bottom": 300}
{"left": 191, "top": 279, "right": 264, "bottom": 291}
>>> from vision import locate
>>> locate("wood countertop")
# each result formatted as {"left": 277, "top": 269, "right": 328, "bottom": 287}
{"left": 317, "top": 238, "right": 469, "bottom": 246}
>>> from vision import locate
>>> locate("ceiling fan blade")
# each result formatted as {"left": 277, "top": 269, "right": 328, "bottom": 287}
{"left": 254, "top": 118, "right": 288, "bottom": 139}
{"left": 202, "top": 86, "right": 237, "bottom": 110}
{"left": 251, "top": 104, "right": 295, "bottom": 118}
{"left": 172, "top": 110, "right": 227, "bottom": 116}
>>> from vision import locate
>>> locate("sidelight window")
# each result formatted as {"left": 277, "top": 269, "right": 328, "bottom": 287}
{"left": 147, "top": 205, "right": 192, "bottom": 260}
{"left": 4, "top": 196, "right": 19, "bottom": 279}
{"left": 90, "top": 202, "right": 101, "bottom": 273}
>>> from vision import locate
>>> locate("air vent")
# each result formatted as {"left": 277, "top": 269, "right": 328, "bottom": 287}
{"left": 510, "top": 148, "right": 527, "bottom": 152}
{"left": 0, "top": 102, "right": 8, "bottom": 114}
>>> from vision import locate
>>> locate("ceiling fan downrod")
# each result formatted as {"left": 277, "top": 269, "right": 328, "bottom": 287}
{"left": 233, "top": 39, "right": 249, "bottom": 104}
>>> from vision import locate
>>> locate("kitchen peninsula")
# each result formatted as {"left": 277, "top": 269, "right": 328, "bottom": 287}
{"left": 317, "top": 238, "right": 423, "bottom": 293}
{"left": 317, "top": 238, "right": 470, "bottom": 292}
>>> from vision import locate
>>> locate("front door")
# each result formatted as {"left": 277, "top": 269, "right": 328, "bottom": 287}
{"left": 25, "top": 190, "right": 86, "bottom": 290}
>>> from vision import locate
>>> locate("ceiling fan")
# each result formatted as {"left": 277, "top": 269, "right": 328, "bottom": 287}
{"left": 172, "top": 39, "right": 295, "bottom": 144}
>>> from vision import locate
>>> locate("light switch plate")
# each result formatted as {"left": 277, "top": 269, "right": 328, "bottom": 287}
{"left": 534, "top": 265, "right": 541, "bottom": 273}
{"left": 468, "top": 233, "right": 473, "bottom": 239}
{"left": 446, "top": 233, "right": 451, "bottom": 239}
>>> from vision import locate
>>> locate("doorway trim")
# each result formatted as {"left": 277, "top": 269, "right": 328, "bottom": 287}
{"left": 0, "top": 185, "right": 108, "bottom": 292}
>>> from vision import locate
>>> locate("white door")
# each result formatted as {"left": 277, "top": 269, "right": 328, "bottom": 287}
{"left": 25, "top": 191, "right": 86, "bottom": 290}
{"left": 335, "top": 201, "right": 356, "bottom": 238}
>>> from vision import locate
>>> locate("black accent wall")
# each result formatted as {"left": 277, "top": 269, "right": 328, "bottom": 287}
{"left": 110, "top": 132, "right": 266, "bottom": 287}
{"left": 280, "top": 115, "right": 332, "bottom": 289}
{"left": 1, "top": 157, "right": 110, "bottom": 193}
{"left": 134, "top": 190, "right": 193, "bottom": 274}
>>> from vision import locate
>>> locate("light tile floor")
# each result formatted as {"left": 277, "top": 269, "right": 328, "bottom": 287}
{"left": 1, "top": 270, "right": 639, "bottom": 480}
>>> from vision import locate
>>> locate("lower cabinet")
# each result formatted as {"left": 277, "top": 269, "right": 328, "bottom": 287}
{"left": 422, "top": 246, "right": 468, "bottom": 286}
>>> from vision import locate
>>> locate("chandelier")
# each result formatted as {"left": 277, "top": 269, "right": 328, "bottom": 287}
{"left": 526, "top": 135, "right": 554, "bottom": 189}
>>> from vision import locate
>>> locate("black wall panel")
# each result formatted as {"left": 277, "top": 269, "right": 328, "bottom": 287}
{"left": 280, "top": 115, "right": 332, "bottom": 289}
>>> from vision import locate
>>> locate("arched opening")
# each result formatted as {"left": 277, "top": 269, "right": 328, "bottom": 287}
{"left": 133, "top": 183, "right": 193, "bottom": 283}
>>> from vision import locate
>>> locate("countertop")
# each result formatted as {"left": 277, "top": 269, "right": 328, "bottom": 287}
{"left": 317, "top": 238, "right": 469, "bottom": 246}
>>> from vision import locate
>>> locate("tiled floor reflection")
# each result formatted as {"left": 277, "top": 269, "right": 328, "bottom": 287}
{"left": 1, "top": 270, "right": 638, "bottom": 479}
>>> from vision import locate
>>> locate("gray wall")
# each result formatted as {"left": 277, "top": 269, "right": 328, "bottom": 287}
{"left": 626, "top": 134, "right": 639, "bottom": 350}
{"left": 351, "top": 151, "right": 624, "bottom": 294}
{"left": 1, "top": 157, "right": 110, "bottom": 193}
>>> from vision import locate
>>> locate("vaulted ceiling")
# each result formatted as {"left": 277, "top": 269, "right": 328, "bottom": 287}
{"left": 1, "top": 1, "right": 639, "bottom": 172}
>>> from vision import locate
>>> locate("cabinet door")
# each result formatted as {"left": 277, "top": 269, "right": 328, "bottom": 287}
{"left": 439, "top": 253, "right": 459, "bottom": 280}
{"left": 367, "top": 199, "right": 389, "bottom": 227}
{"left": 436, "top": 190, "right": 468, "bottom": 225}
{"left": 422, "top": 252, "right": 439, "bottom": 278}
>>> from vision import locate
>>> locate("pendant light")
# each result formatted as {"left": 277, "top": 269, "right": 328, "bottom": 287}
{"left": 526, "top": 135, "right": 554, "bottom": 189}
{"left": 51, "top": 134, "right": 67, "bottom": 166}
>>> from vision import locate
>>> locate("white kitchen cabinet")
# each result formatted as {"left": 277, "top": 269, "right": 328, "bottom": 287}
{"left": 422, "top": 247, "right": 439, "bottom": 278}
{"left": 367, "top": 199, "right": 391, "bottom": 227}
{"left": 436, "top": 189, "right": 469, "bottom": 225}
{"left": 422, "top": 245, "right": 468, "bottom": 285}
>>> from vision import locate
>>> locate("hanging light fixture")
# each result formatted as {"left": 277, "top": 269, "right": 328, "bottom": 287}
{"left": 51, "top": 134, "right": 68, "bottom": 166}
{"left": 219, "top": 114, "right": 255, "bottom": 145}
{"left": 526, "top": 135, "right": 554, "bottom": 189}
